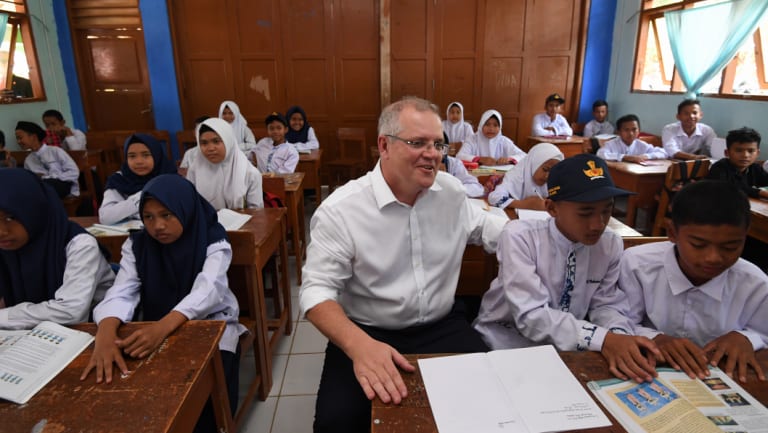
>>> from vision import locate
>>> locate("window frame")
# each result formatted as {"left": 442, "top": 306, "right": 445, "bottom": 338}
{"left": 632, "top": 0, "right": 768, "bottom": 101}
{"left": 0, "top": 0, "right": 46, "bottom": 103}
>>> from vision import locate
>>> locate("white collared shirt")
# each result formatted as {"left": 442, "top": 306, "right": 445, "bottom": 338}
{"left": 251, "top": 139, "right": 299, "bottom": 174}
{"left": 299, "top": 164, "right": 507, "bottom": 329}
{"left": 24, "top": 144, "right": 80, "bottom": 196}
{"left": 473, "top": 218, "right": 632, "bottom": 351}
{"left": 0, "top": 234, "right": 115, "bottom": 329}
{"left": 288, "top": 126, "right": 320, "bottom": 152}
{"left": 444, "top": 156, "right": 484, "bottom": 198}
{"left": 63, "top": 129, "right": 87, "bottom": 151}
{"left": 597, "top": 137, "right": 668, "bottom": 161}
{"left": 93, "top": 238, "right": 245, "bottom": 353}
{"left": 583, "top": 120, "right": 614, "bottom": 137}
{"left": 661, "top": 121, "right": 716, "bottom": 157}
{"left": 531, "top": 113, "right": 574, "bottom": 136}
{"left": 620, "top": 242, "right": 768, "bottom": 350}
{"left": 99, "top": 188, "right": 142, "bottom": 224}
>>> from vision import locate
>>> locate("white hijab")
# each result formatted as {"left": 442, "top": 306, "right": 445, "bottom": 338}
{"left": 442, "top": 101, "right": 466, "bottom": 142}
{"left": 219, "top": 100, "right": 251, "bottom": 144}
{"left": 504, "top": 142, "right": 564, "bottom": 199}
{"left": 187, "top": 117, "right": 260, "bottom": 210}
{"left": 472, "top": 109, "right": 505, "bottom": 155}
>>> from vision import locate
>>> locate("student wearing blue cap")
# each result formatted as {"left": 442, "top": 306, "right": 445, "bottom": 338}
{"left": 474, "top": 154, "right": 662, "bottom": 383}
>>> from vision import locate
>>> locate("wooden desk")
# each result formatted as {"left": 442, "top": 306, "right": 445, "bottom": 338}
{"left": 371, "top": 351, "right": 768, "bottom": 433}
{"left": 606, "top": 160, "right": 672, "bottom": 231}
{"left": 72, "top": 208, "right": 292, "bottom": 404}
{"left": 298, "top": 149, "right": 323, "bottom": 205}
{"left": 749, "top": 197, "right": 768, "bottom": 244}
{"left": 527, "top": 135, "right": 586, "bottom": 157}
{"left": 0, "top": 321, "right": 231, "bottom": 433}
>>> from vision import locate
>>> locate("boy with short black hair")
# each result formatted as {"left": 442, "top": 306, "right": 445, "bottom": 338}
{"left": 706, "top": 127, "right": 768, "bottom": 200}
{"left": 620, "top": 180, "right": 768, "bottom": 382}
{"left": 250, "top": 111, "right": 299, "bottom": 173}
{"left": 474, "top": 154, "right": 661, "bottom": 383}
{"left": 597, "top": 114, "right": 667, "bottom": 163}
{"left": 661, "top": 99, "right": 716, "bottom": 160}
{"left": 531, "top": 93, "right": 574, "bottom": 137}
{"left": 42, "top": 109, "right": 87, "bottom": 151}
{"left": 583, "top": 99, "right": 614, "bottom": 138}
{"left": 16, "top": 121, "right": 80, "bottom": 198}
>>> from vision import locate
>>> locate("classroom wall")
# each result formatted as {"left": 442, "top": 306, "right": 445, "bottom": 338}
{"left": 607, "top": 0, "right": 768, "bottom": 158}
{"left": 0, "top": 0, "right": 73, "bottom": 151}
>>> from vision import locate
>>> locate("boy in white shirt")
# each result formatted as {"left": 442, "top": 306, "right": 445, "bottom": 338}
{"left": 661, "top": 99, "right": 716, "bottom": 160}
{"left": 42, "top": 109, "right": 87, "bottom": 151}
{"left": 250, "top": 112, "right": 299, "bottom": 174}
{"left": 531, "top": 93, "right": 573, "bottom": 137}
{"left": 474, "top": 154, "right": 661, "bottom": 383}
{"left": 597, "top": 114, "right": 667, "bottom": 163}
{"left": 16, "top": 121, "right": 80, "bottom": 199}
{"left": 620, "top": 180, "right": 768, "bottom": 383}
{"left": 583, "top": 100, "right": 614, "bottom": 138}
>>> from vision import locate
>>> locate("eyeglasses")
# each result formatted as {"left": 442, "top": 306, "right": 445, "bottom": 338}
{"left": 386, "top": 135, "right": 449, "bottom": 154}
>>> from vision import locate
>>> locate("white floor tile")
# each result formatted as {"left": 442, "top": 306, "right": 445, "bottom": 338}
{"left": 292, "top": 296, "right": 301, "bottom": 322}
{"left": 290, "top": 322, "right": 328, "bottom": 354}
{"left": 281, "top": 353, "right": 325, "bottom": 395}
{"left": 271, "top": 395, "right": 317, "bottom": 433}
{"left": 274, "top": 327, "right": 295, "bottom": 355}
{"left": 239, "top": 396, "right": 277, "bottom": 433}
{"left": 269, "top": 354, "right": 289, "bottom": 398}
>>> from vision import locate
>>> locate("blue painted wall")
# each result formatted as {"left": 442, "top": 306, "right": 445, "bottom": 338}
{"left": 578, "top": 0, "right": 617, "bottom": 123}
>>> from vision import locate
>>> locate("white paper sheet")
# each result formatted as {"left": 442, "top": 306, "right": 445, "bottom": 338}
{"left": 216, "top": 209, "right": 252, "bottom": 231}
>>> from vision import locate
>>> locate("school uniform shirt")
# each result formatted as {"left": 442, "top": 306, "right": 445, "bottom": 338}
{"left": 180, "top": 146, "right": 198, "bottom": 169}
{"left": 45, "top": 128, "right": 87, "bottom": 151}
{"left": 442, "top": 101, "right": 474, "bottom": 143}
{"left": 597, "top": 137, "right": 668, "bottom": 161}
{"left": 473, "top": 218, "right": 633, "bottom": 351}
{"left": 706, "top": 159, "right": 768, "bottom": 199}
{"left": 0, "top": 234, "right": 114, "bottom": 329}
{"left": 488, "top": 142, "right": 563, "bottom": 209}
{"left": 94, "top": 238, "right": 243, "bottom": 353}
{"left": 661, "top": 121, "right": 716, "bottom": 157}
{"left": 251, "top": 139, "right": 300, "bottom": 174}
{"left": 285, "top": 106, "right": 319, "bottom": 152}
{"left": 23, "top": 144, "right": 80, "bottom": 196}
{"left": 443, "top": 155, "right": 484, "bottom": 198}
{"left": 531, "top": 113, "right": 574, "bottom": 137}
{"left": 457, "top": 110, "right": 526, "bottom": 163}
{"left": 620, "top": 242, "right": 768, "bottom": 350}
{"left": 299, "top": 164, "right": 507, "bottom": 329}
{"left": 288, "top": 126, "right": 320, "bottom": 152}
{"left": 583, "top": 119, "right": 614, "bottom": 138}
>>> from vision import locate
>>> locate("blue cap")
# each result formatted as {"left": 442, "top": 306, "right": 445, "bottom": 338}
{"left": 547, "top": 154, "right": 635, "bottom": 202}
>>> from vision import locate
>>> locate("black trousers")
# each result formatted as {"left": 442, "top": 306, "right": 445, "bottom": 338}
{"left": 194, "top": 347, "right": 241, "bottom": 433}
{"left": 313, "top": 301, "right": 488, "bottom": 433}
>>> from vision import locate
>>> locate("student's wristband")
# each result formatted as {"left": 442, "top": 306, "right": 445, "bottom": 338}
{"left": 472, "top": 156, "right": 481, "bottom": 163}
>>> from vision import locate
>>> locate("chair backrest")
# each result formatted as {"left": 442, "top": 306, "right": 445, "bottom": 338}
{"left": 336, "top": 127, "right": 367, "bottom": 163}
{"left": 176, "top": 130, "right": 197, "bottom": 157}
{"left": 261, "top": 175, "right": 286, "bottom": 206}
{"left": 9, "top": 150, "right": 30, "bottom": 166}
{"left": 651, "top": 159, "right": 711, "bottom": 236}
{"left": 622, "top": 236, "right": 668, "bottom": 250}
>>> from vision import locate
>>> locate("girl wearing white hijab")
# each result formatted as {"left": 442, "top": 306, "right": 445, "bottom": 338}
{"left": 187, "top": 118, "right": 264, "bottom": 210}
{"left": 442, "top": 102, "right": 474, "bottom": 145}
{"left": 218, "top": 100, "right": 257, "bottom": 153}
{"left": 488, "top": 142, "right": 564, "bottom": 210}
{"left": 457, "top": 109, "right": 526, "bottom": 166}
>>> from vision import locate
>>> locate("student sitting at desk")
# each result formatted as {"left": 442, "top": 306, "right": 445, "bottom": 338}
{"left": 442, "top": 101, "right": 474, "bottom": 149}
{"left": 439, "top": 131, "right": 484, "bottom": 198}
{"left": 82, "top": 174, "right": 246, "bottom": 430}
{"left": 457, "top": 109, "right": 526, "bottom": 166}
{"left": 473, "top": 154, "right": 661, "bottom": 383}
{"left": 251, "top": 112, "right": 300, "bottom": 174}
{"left": 42, "top": 109, "right": 87, "bottom": 151}
{"left": 531, "top": 93, "right": 574, "bottom": 137}
{"left": 0, "top": 169, "right": 115, "bottom": 330}
{"left": 285, "top": 105, "right": 320, "bottom": 152}
{"left": 16, "top": 121, "right": 80, "bottom": 199}
{"left": 219, "top": 100, "right": 256, "bottom": 153}
{"left": 706, "top": 127, "right": 768, "bottom": 200}
{"left": 488, "top": 142, "right": 563, "bottom": 210}
{"left": 99, "top": 134, "right": 177, "bottom": 224}
{"left": 661, "top": 99, "right": 715, "bottom": 160}
{"left": 179, "top": 115, "right": 211, "bottom": 176}
{"left": 187, "top": 118, "right": 263, "bottom": 210}
{"left": 597, "top": 114, "right": 667, "bottom": 163}
{"left": 620, "top": 180, "right": 768, "bottom": 382}
{"left": 583, "top": 100, "right": 614, "bottom": 138}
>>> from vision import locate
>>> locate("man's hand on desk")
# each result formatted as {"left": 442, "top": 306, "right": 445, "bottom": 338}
{"left": 602, "top": 333, "right": 660, "bottom": 383}
{"left": 705, "top": 331, "right": 766, "bottom": 383}
{"left": 653, "top": 333, "right": 709, "bottom": 379}
{"left": 348, "top": 335, "right": 415, "bottom": 404}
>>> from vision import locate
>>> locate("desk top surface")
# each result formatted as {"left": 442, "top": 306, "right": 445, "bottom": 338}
{"left": 298, "top": 149, "right": 322, "bottom": 161}
{"left": 528, "top": 135, "right": 586, "bottom": 144}
{"left": 750, "top": 197, "right": 768, "bottom": 218}
{"left": 0, "top": 321, "right": 225, "bottom": 433}
{"left": 606, "top": 159, "right": 673, "bottom": 175}
{"left": 267, "top": 172, "right": 305, "bottom": 192}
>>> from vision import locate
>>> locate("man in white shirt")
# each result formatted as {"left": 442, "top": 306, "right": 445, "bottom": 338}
{"left": 300, "top": 97, "right": 507, "bottom": 432}
{"left": 661, "top": 99, "right": 716, "bottom": 160}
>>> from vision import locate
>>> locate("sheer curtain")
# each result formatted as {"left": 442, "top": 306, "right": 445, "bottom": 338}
{"left": 665, "top": 0, "right": 768, "bottom": 98}
{"left": 0, "top": 13, "right": 7, "bottom": 45}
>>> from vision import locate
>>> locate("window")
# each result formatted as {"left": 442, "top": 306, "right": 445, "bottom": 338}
{"left": 0, "top": 0, "right": 44, "bottom": 102}
{"left": 633, "top": 0, "right": 768, "bottom": 98}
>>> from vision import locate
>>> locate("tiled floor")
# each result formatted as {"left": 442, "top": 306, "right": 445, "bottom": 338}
{"left": 238, "top": 193, "right": 328, "bottom": 433}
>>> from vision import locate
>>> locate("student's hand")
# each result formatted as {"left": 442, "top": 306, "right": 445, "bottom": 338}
{"left": 63, "top": 127, "right": 73, "bottom": 137}
{"left": 495, "top": 157, "right": 510, "bottom": 165}
{"left": 81, "top": 317, "right": 128, "bottom": 384}
{"left": 653, "top": 334, "right": 709, "bottom": 379}
{"left": 347, "top": 335, "right": 415, "bottom": 405}
{"left": 623, "top": 155, "right": 648, "bottom": 164}
{"left": 704, "top": 331, "right": 766, "bottom": 382}
{"left": 544, "top": 126, "right": 556, "bottom": 133}
{"left": 602, "top": 333, "right": 660, "bottom": 383}
{"left": 116, "top": 322, "right": 172, "bottom": 359}
{"left": 477, "top": 156, "right": 496, "bottom": 166}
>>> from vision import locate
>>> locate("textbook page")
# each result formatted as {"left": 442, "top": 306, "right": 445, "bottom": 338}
{"left": 588, "top": 368, "right": 768, "bottom": 433}
{"left": 0, "top": 321, "right": 93, "bottom": 404}
{"left": 88, "top": 220, "right": 143, "bottom": 235}
{"left": 516, "top": 209, "right": 550, "bottom": 220}
{"left": 419, "top": 346, "right": 611, "bottom": 433}
{"left": 480, "top": 164, "right": 515, "bottom": 172}
{"left": 216, "top": 208, "right": 252, "bottom": 231}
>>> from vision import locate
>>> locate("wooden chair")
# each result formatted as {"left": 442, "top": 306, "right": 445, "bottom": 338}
{"left": 175, "top": 130, "right": 197, "bottom": 159}
{"left": 250, "top": 126, "right": 267, "bottom": 141}
{"left": 623, "top": 236, "right": 668, "bottom": 249}
{"left": 651, "top": 159, "right": 711, "bottom": 236}
{"left": 62, "top": 150, "right": 99, "bottom": 217}
{"left": 260, "top": 176, "right": 288, "bottom": 327}
{"left": 9, "top": 150, "right": 30, "bottom": 166}
{"left": 327, "top": 127, "right": 367, "bottom": 190}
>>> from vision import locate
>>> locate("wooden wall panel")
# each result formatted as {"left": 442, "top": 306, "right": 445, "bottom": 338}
{"left": 527, "top": 0, "right": 576, "bottom": 51}
{"left": 237, "top": 60, "right": 281, "bottom": 120}
{"left": 391, "top": 0, "right": 432, "bottom": 101}
{"left": 184, "top": 60, "right": 231, "bottom": 118}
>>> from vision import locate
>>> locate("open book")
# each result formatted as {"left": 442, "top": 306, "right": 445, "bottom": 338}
{"left": 0, "top": 322, "right": 93, "bottom": 404}
{"left": 418, "top": 345, "right": 611, "bottom": 433}
{"left": 86, "top": 219, "right": 143, "bottom": 236}
{"left": 588, "top": 367, "right": 768, "bottom": 433}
